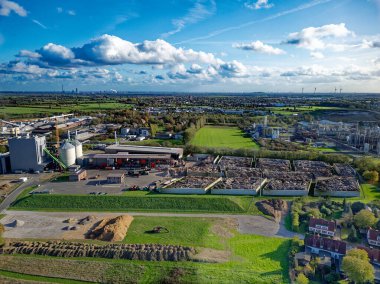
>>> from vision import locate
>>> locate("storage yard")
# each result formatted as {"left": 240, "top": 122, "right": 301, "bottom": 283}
{"left": 314, "top": 177, "right": 360, "bottom": 197}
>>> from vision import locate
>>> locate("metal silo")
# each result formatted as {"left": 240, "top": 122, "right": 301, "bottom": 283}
{"left": 72, "top": 139, "right": 83, "bottom": 159}
{"left": 60, "top": 141, "right": 76, "bottom": 167}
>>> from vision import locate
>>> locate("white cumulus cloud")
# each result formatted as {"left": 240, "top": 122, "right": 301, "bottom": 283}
{"left": 0, "top": 0, "right": 26, "bottom": 16}
{"left": 284, "top": 23, "right": 353, "bottom": 50}
{"left": 233, "top": 40, "right": 285, "bottom": 55}
{"left": 245, "top": 0, "right": 273, "bottom": 10}
{"left": 310, "top": 51, "right": 325, "bottom": 59}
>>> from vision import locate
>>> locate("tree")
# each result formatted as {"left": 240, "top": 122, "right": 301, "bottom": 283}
{"left": 308, "top": 208, "right": 322, "bottom": 219}
{"left": 363, "top": 170, "right": 379, "bottom": 183}
{"left": 295, "top": 273, "right": 309, "bottom": 284}
{"left": 149, "top": 124, "right": 158, "bottom": 137}
{"left": 347, "top": 225, "right": 359, "bottom": 242}
{"left": 354, "top": 209, "right": 377, "bottom": 229}
{"left": 351, "top": 202, "right": 365, "bottom": 214}
{"left": 342, "top": 249, "right": 374, "bottom": 284}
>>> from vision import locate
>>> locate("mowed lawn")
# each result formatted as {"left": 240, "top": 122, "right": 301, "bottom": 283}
{"left": 191, "top": 126, "right": 260, "bottom": 149}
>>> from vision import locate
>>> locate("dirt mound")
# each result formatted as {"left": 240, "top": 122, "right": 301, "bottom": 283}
{"left": 63, "top": 218, "right": 77, "bottom": 224}
{"left": 78, "top": 215, "right": 95, "bottom": 225}
{"left": 86, "top": 215, "right": 133, "bottom": 242}
{"left": 256, "top": 199, "right": 288, "bottom": 219}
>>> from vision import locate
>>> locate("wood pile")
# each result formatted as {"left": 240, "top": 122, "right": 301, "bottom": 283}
{"left": 1, "top": 241, "right": 196, "bottom": 262}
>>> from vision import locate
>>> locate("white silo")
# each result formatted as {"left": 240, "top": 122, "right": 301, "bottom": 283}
{"left": 73, "top": 139, "right": 83, "bottom": 159}
{"left": 60, "top": 141, "right": 76, "bottom": 167}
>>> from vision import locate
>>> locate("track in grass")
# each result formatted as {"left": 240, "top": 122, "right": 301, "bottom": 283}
{"left": 190, "top": 126, "right": 260, "bottom": 149}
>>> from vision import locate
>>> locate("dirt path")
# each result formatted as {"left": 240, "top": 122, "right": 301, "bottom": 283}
{"left": 1, "top": 210, "right": 301, "bottom": 239}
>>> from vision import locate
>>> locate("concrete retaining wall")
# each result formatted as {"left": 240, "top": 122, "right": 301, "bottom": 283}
{"left": 262, "top": 189, "right": 309, "bottom": 196}
{"left": 210, "top": 188, "right": 258, "bottom": 196}
{"left": 159, "top": 188, "right": 207, "bottom": 195}
{"left": 314, "top": 190, "right": 360, "bottom": 197}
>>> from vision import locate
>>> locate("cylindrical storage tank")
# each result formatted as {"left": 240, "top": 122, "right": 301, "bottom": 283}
{"left": 60, "top": 141, "right": 76, "bottom": 167}
{"left": 73, "top": 139, "right": 83, "bottom": 159}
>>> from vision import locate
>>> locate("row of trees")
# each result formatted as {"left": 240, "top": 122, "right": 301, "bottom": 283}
{"left": 184, "top": 145, "right": 351, "bottom": 164}
{"left": 354, "top": 156, "right": 380, "bottom": 183}
{"left": 183, "top": 117, "right": 206, "bottom": 144}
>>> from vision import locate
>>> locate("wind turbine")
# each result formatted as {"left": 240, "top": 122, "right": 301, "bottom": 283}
{"left": 340, "top": 88, "right": 343, "bottom": 94}
{"left": 314, "top": 87, "right": 317, "bottom": 95}
{"left": 334, "top": 87, "right": 337, "bottom": 94}
{"left": 301, "top": 87, "right": 304, "bottom": 94}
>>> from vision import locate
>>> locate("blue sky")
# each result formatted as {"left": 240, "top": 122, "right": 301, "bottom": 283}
{"left": 0, "top": 0, "right": 379, "bottom": 92}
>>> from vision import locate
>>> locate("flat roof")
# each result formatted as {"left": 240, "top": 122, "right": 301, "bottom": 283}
{"left": 107, "top": 173, "right": 125, "bottom": 178}
{"left": 105, "top": 144, "right": 183, "bottom": 155}
{"left": 91, "top": 153, "right": 171, "bottom": 159}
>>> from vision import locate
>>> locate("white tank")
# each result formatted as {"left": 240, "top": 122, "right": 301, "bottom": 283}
{"left": 72, "top": 139, "right": 83, "bottom": 158}
{"left": 60, "top": 141, "right": 76, "bottom": 167}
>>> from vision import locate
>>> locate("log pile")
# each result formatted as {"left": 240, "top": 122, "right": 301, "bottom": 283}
{"left": 1, "top": 241, "right": 196, "bottom": 262}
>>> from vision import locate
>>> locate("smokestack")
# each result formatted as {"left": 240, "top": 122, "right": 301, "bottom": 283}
{"left": 67, "top": 131, "right": 70, "bottom": 140}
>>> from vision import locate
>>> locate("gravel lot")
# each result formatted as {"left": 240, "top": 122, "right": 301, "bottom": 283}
{"left": 1, "top": 210, "right": 300, "bottom": 239}
{"left": 35, "top": 169, "right": 168, "bottom": 195}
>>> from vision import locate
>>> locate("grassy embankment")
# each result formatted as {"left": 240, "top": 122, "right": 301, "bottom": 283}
{"left": 10, "top": 189, "right": 258, "bottom": 214}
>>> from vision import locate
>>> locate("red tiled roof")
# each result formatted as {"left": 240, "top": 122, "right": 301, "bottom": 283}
{"left": 358, "top": 246, "right": 380, "bottom": 263}
{"left": 309, "top": 217, "right": 336, "bottom": 232}
{"left": 305, "top": 235, "right": 346, "bottom": 255}
{"left": 367, "top": 229, "right": 380, "bottom": 241}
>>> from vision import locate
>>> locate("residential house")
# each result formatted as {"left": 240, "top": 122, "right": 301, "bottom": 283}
{"left": 309, "top": 218, "right": 336, "bottom": 237}
{"left": 358, "top": 246, "right": 380, "bottom": 266}
{"left": 305, "top": 235, "right": 346, "bottom": 261}
{"left": 367, "top": 229, "right": 380, "bottom": 247}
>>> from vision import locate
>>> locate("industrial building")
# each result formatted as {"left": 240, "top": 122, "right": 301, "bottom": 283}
{"left": 87, "top": 153, "right": 172, "bottom": 169}
{"left": 107, "top": 173, "right": 125, "bottom": 184}
{"left": 105, "top": 145, "right": 183, "bottom": 159}
{"left": 8, "top": 136, "right": 47, "bottom": 172}
{"left": 0, "top": 152, "right": 11, "bottom": 174}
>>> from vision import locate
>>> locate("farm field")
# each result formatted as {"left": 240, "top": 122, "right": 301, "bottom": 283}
{"left": 191, "top": 126, "right": 260, "bottom": 149}
{"left": 10, "top": 192, "right": 258, "bottom": 214}
{"left": 0, "top": 102, "right": 132, "bottom": 117}
{"left": 0, "top": 225, "right": 290, "bottom": 283}
{"left": 267, "top": 106, "right": 344, "bottom": 115}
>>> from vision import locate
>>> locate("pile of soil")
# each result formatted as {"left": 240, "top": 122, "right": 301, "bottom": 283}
{"left": 256, "top": 199, "right": 288, "bottom": 218}
{"left": 86, "top": 215, "right": 133, "bottom": 242}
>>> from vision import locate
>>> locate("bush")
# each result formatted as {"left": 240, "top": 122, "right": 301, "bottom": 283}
{"left": 363, "top": 170, "right": 379, "bottom": 183}
{"left": 292, "top": 212, "right": 300, "bottom": 232}
{"left": 347, "top": 225, "right": 359, "bottom": 242}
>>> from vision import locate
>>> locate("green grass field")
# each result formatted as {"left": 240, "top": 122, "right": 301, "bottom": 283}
{"left": 0, "top": 102, "right": 132, "bottom": 117}
{"left": 268, "top": 106, "right": 344, "bottom": 115}
{"left": 125, "top": 216, "right": 225, "bottom": 249}
{"left": 10, "top": 192, "right": 257, "bottom": 213}
{"left": 191, "top": 126, "right": 260, "bottom": 149}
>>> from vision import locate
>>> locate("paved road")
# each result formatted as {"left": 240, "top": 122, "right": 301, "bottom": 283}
{"left": 2, "top": 210, "right": 303, "bottom": 239}
{"left": 0, "top": 179, "right": 35, "bottom": 213}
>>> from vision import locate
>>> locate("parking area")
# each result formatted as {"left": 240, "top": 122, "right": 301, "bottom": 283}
{"left": 34, "top": 169, "right": 169, "bottom": 195}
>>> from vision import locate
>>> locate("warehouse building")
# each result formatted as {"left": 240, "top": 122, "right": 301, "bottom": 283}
{"left": 87, "top": 153, "right": 172, "bottom": 169}
{"left": 0, "top": 152, "right": 11, "bottom": 174}
{"left": 8, "top": 136, "right": 47, "bottom": 172}
{"left": 105, "top": 145, "right": 183, "bottom": 159}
